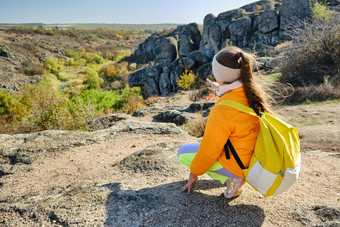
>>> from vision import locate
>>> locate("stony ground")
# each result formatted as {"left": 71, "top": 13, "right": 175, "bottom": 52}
{"left": 0, "top": 98, "right": 339, "bottom": 226}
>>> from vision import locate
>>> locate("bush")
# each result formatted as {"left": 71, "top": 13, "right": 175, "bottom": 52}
{"left": 21, "top": 82, "right": 96, "bottom": 131}
{"left": 279, "top": 17, "right": 340, "bottom": 87}
{"left": 83, "top": 68, "right": 104, "bottom": 90}
{"left": 78, "top": 85, "right": 145, "bottom": 114}
{"left": 180, "top": 115, "right": 207, "bottom": 138}
{"left": 311, "top": 1, "right": 335, "bottom": 22}
{"left": 178, "top": 70, "right": 196, "bottom": 90}
{"left": 44, "top": 57, "right": 64, "bottom": 75}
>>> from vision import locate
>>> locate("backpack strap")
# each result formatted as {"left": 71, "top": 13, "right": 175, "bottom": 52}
{"left": 217, "top": 100, "right": 260, "bottom": 117}
{"left": 224, "top": 139, "right": 246, "bottom": 169}
{"left": 218, "top": 100, "right": 260, "bottom": 170}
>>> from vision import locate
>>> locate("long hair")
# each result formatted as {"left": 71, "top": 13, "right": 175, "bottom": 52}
{"left": 216, "top": 46, "right": 272, "bottom": 113}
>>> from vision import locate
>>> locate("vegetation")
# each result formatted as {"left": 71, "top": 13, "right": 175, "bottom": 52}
{"left": 180, "top": 115, "right": 207, "bottom": 138}
{"left": 178, "top": 70, "right": 196, "bottom": 90}
{"left": 311, "top": 0, "right": 336, "bottom": 22}
{"left": 279, "top": 5, "right": 340, "bottom": 104}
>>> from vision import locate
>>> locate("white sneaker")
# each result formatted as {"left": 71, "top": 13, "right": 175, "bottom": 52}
{"left": 224, "top": 178, "right": 245, "bottom": 198}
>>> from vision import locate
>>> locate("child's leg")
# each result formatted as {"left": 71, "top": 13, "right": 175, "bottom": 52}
{"left": 177, "top": 143, "right": 200, "bottom": 167}
{"left": 177, "top": 143, "right": 240, "bottom": 184}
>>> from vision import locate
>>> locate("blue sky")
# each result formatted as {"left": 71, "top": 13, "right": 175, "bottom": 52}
{"left": 0, "top": 0, "right": 258, "bottom": 24}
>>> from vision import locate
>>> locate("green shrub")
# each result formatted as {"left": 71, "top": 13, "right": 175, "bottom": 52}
{"left": 44, "top": 57, "right": 64, "bottom": 75}
{"left": 84, "top": 52, "right": 104, "bottom": 65}
{"left": 83, "top": 68, "right": 104, "bottom": 90}
{"left": 178, "top": 70, "right": 196, "bottom": 90}
{"left": 311, "top": 1, "right": 335, "bottom": 22}
{"left": 78, "top": 85, "right": 145, "bottom": 114}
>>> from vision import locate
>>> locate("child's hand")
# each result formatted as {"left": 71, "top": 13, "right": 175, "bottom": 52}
{"left": 181, "top": 172, "right": 198, "bottom": 194}
{"left": 206, "top": 78, "right": 219, "bottom": 91}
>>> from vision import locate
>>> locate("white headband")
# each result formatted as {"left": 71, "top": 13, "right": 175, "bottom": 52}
{"left": 212, "top": 55, "right": 241, "bottom": 83}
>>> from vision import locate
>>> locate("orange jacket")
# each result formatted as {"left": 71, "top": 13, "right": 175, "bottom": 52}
{"left": 190, "top": 86, "right": 260, "bottom": 178}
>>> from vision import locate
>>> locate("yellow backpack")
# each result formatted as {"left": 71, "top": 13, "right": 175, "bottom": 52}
{"left": 217, "top": 100, "right": 301, "bottom": 197}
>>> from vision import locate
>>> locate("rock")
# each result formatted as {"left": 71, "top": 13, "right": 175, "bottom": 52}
{"left": 153, "top": 110, "right": 190, "bottom": 126}
{"left": 129, "top": 65, "right": 162, "bottom": 97}
{"left": 128, "top": 63, "right": 137, "bottom": 71}
{"left": 88, "top": 113, "right": 131, "bottom": 131}
{"left": 0, "top": 46, "right": 10, "bottom": 58}
{"left": 258, "top": 10, "right": 279, "bottom": 33}
{"left": 176, "top": 23, "right": 202, "bottom": 57}
{"left": 155, "top": 37, "right": 178, "bottom": 63}
{"left": 229, "top": 16, "right": 252, "bottom": 47}
{"left": 184, "top": 102, "right": 215, "bottom": 113}
{"left": 241, "top": 0, "right": 275, "bottom": 12}
{"left": 119, "top": 142, "right": 185, "bottom": 175}
{"left": 196, "top": 63, "right": 212, "bottom": 79}
{"left": 188, "top": 50, "right": 210, "bottom": 65}
{"left": 280, "top": 0, "right": 312, "bottom": 30}
{"left": 179, "top": 57, "right": 196, "bottom": 70}
{"left": 0, "top": 120, "right": 187, "bottom": 166}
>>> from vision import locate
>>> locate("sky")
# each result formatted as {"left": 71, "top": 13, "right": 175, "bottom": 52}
{"left": 0, "top": 0, "right": 259, "bottom": 24}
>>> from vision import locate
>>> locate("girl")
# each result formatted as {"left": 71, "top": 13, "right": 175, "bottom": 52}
{"left": 177, "top": 46, "right": 271, "bottom": 198}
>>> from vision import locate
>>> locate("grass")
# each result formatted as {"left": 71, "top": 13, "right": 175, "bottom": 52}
{"left": 288, "top": 117, "right": 321, "bottom": 126}
{"left": 264, "top": 73, "right": 282, "bottom": 82}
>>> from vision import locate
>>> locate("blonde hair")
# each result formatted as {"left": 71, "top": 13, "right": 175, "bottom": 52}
{"left": 216, "top": 46, "right": 271, "bottom": 113}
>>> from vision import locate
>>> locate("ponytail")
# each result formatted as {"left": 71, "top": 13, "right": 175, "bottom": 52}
{"left": 216, "top": 47, "right": 272, "bottom": 113}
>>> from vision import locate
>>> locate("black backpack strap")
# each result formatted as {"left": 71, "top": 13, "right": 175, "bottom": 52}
{"left": 224, "top": 139, "right": 246, "bottom": 170}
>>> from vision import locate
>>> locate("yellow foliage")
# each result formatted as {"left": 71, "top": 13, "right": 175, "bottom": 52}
{"left": 178, "top": 70, "right": 196, "bottom": 90}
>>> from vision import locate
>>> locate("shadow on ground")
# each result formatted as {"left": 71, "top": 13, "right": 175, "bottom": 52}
{"left": 102, "top": 180, "right": 265, "bottom": 227}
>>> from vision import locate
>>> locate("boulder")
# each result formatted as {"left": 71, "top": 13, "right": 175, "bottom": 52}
{"left": 0, "top": 46, "right": 10, "bottom": 58}
{"left": 241, "top": 0, "right": 275, "bottom": 12}
{"left": 155, "top": 37, "right": 178, "bottom": 63}
{"left": 88, "top": 113, "right": 131, "bottom": 131}
{"left": 184, "top": 102, "right": 215, "bottom": 113}
{"left": 188, "top": 50, "right": 210, "bottom": 65}
{"left": 258, "top": 10, "right": 279, "bottom": 33}
{"left": 280, "top": 0, "right": 312, "bottom": 30}
{"left": 128, "top": 65, "right": 162, "bottom": 97}
{"left": 179, "top": 57, "right": 196, "bottom": 70}
{"left": 176, "top": 23, "right": 202, "bottom": 57}
{"left": 229, "top": 16, "right": 252, "bottom": 47}
{"left": 153, "top": 110, "right": 190, "bottom": 126}
{"left": 196, "top": 63, "right": 212, "bottom": 79}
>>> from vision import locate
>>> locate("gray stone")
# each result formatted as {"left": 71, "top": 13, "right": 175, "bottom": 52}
{"left": 88, "top": 113, "right": 131, "bottom": 131}
{"left": 179, "top": 57, "right": 196, "bottom": 70}
{"left": 258, "top": 10, "right": 279, "bottom": 33}
{"left": 153, "top": 110, "right": 190, "bottom": 126}
{"left": 0, "top": 46, "right": 10, "bottom": 58}
{"left": 188, "top": 50, "right": 210, "bottom": 65}
{"left": 176, "top": 23, "right": 202, "bottom": 57}
{"left": 241, "top": 0, "right": 275, "bottom": 12}
{"left": 280, "top": 0, "right": 312, "bottom": 30}
{"left": 229, "top": 16, "right": 252, "bottom": 47}
{"left": 155, "top": 37, "right": 178, "bottom": 63}
{"left": 196, "top": 63, "right": 212, "bottom": 79}
{"left": 0, "top": 120, "right": 187, "bottom": 166}
{"left": 129, "top": 65, "right": 162, "bottom": 97}
{"left": 185, "top": 102, "right": 215, "bottom": 113}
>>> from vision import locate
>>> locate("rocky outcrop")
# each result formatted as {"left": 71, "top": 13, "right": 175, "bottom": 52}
{"left": 0, "top": 120, "right": 187, "bottom": 169}
{"left": 130, "top": 0, "right": 327, "bottom": 97}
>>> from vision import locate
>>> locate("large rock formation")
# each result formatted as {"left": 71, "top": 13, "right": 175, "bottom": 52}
{"left": 129, "top": 0, "right": 339, "bottom": 97}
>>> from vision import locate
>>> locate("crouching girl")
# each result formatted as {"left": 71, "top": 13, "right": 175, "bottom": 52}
{"left": 177, "top": 46, "right": 271, "bottom": 198}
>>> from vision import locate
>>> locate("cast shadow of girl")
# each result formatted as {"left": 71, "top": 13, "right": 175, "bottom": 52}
{"left": 102, "top": 180, "right": 265, "bottom": 227}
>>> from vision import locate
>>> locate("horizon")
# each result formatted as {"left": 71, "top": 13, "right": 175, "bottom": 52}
{"left": 0, "top": 0, "right": 258, "bottom": 24}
